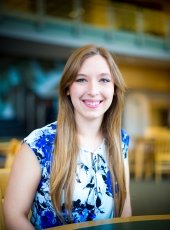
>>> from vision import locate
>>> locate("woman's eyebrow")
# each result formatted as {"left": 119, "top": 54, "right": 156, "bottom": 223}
{"left": 76, "top": 73, "right": 112, "bottom": 79}
{"left": 77, "top": 73, "right": 111, "bottom": 76}
{"left": 76, "top": 73, "right": 87, "bottom": 77}
{"left": 99, "top": 73, "right": 111, "bottom": 77}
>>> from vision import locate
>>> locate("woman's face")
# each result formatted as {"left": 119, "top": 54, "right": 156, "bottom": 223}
{"left": 68, "top": 55, "right": 115, "bottom": 123}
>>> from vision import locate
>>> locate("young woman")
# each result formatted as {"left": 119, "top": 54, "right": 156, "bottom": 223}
{"left": 4, "top": 44, "right": 131, "bottom": 229}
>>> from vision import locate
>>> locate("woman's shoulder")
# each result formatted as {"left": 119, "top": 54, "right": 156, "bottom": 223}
{"left": 121, "top": 129, "right": 130, "bottom": 159}
{"left": 24, "top": 121, "right": 57, "bottom": 143}
{"left": 121, "top": 129, "right": 130, "bottom": 145}
{"left": 23, "top": 122, "right": 57, "bottom": 163}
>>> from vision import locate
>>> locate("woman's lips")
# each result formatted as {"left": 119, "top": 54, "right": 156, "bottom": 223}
{"left": 82, "top": 100, "right": 102, "bottom": 108}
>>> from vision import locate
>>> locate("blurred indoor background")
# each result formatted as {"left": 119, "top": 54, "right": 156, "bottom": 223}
{"left": 0, "top": 0, "right": 170, "bottom": 216}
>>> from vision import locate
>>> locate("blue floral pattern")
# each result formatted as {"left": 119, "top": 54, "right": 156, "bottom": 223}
{"left": 23, "top": 122, "right": 129, "bottom": 229}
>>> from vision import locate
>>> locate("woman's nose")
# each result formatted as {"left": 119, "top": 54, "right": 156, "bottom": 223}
{"left": 87, "top": 81, "right": 99, "bottom": 96}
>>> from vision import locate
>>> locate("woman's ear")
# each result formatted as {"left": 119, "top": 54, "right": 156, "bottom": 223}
{"left": 67, "top": 90, "right": 70, "bottom": 95}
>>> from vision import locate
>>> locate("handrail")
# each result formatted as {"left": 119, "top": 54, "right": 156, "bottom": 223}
{"left": 0, "top": 1, "right": 169, "bottom": 39}
{"left": 45, "top": 214, "right": 170, "bottom": 229}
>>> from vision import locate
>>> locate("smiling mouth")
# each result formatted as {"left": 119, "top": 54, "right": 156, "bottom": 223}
{"left": 82, "top": 100, "right": 102, "bottom": 108}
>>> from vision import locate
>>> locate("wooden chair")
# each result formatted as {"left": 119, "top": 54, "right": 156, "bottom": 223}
{"left": 0, "top": 169, "right": 32, "bottom": 229}
{"left": 133, "top": 137, "right": 155, "bottom": 180}
{"left": 145, "top": 126, "right": 170, "bottom": 139}
{"left": 5, "top": 138, "right": 21, "bottom": 168}
{"left": 0, "top": 168, "right": 10, "bottom": 230}
{"left": 154, "top": 138, "right": 170, "bottom": 181}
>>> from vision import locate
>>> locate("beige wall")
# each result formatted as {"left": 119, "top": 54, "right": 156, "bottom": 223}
{"left": 119, "top": 63, "right": 170, "bottom": 92}
{"left": 119, "top": 60, "right": 170, "bottom": 135}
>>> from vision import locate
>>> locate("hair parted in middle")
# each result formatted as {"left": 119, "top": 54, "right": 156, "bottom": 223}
{"left": 50, "top": 44, "right": 127, "bottom": 221}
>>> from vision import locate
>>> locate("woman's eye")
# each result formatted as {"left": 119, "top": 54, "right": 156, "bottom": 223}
{"left": 100, "top": 78, "right": 111, "bottom": 83}
{"left": 75, "top": 78, "right": 87, "bottom": 83}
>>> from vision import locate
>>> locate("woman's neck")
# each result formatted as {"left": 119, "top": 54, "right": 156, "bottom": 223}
{"left": 75, "top": 117, "right": 104, "bottom": 152}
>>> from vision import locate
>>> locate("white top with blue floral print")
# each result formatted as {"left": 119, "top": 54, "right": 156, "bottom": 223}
{"left": 23, "top": 122, "right": 129, "bottom": 229}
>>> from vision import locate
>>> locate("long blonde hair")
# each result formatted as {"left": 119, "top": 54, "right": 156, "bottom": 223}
{"left": 51, "top": 44, "right": 126, "bottom": 220}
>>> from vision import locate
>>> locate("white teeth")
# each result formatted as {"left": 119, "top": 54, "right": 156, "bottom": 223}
{"left": 84, "top": 101, "right": 101, "bottom": 107}
{"left": 86, "top": 102, "right": 99, "bottom": 106}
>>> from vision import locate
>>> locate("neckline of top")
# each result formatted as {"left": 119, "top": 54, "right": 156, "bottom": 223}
{"left": 79, "top": 138, "right": 106, "bottom": 154}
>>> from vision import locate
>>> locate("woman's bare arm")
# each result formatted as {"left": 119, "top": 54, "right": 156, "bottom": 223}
{"left": 3, "top": 143, "right": 41, "bottom": 230}
{"left": 121, "top": 157, "right": 132, "bottom": 217}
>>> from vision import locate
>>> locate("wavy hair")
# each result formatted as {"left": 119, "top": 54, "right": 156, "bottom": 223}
{"left": 51, "top": 44, "right": 126, "bottom": 221}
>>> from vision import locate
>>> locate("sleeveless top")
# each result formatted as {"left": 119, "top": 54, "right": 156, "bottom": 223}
{"left": 23, "top": 122, "right": 129, "bottom": 229}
